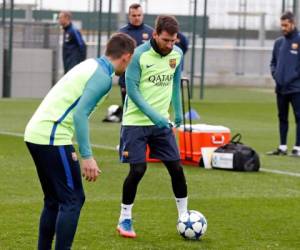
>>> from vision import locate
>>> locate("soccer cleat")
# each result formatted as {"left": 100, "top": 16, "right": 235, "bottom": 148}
{"left": 117, "top": 219, "right": 137, "bottom": 238}
{"left": 289, "top": 149, "right": 300, "bottom": 157}
{"left": 266, "top": 148, "right": 287, "bottom": 156}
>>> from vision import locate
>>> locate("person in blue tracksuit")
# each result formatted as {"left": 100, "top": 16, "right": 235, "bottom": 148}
{"left": 118, "top": 3, "right": 153, "bottom": 105}
{"left": 59, "top": 11, "right": 87, "bottom": 73}
{"left": 175, "top": 32, "right": 189, "bottom": 71}
{"left": 268, "top": 11, "right": 300, "bottom": 157}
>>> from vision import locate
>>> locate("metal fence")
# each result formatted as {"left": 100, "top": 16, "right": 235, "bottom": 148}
{"left": 1, "top": 21, "right": 60, "bottom": 97}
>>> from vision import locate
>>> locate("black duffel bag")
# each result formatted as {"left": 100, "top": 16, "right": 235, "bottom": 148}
{"left": 211, "top": 133, "right": 260, "bottom": 171}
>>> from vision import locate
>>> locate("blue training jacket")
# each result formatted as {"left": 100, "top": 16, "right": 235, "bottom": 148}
{"left": 118, "top": 23, "right": 153, "bottom": 87}
{"left": 270, "top": 28, "right": 300, "bottom": 94}
{"left": 63, "top": 23, "right": 87, "bottom": 73}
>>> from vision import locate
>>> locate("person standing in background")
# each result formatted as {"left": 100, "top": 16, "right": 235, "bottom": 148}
{"left": 118, "top": 3, "right": 153, "bottom": 105}
{"left": 268, "top": 11, "right": 300, "bottom": 157}
{"left": 175, "top": 32, "right": 189, "bottom": 71}
{"left": 59, "top": 11, "right": 87, "bottom": 73}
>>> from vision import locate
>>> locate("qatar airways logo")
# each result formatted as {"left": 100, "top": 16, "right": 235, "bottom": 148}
{"left": 148, "top": 74, "right": 173, "bottom": 87}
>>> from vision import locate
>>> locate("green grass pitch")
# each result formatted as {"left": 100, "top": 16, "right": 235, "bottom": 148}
{"left": 0, "top": 86, "right": 300, "bottom": 249}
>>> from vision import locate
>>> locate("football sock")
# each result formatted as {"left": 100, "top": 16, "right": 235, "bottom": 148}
{"left": 119, "top": 203, "right": 133, "bottom": 221}
{"left": 279, "top": 145, "right": 287, "bottom": 151}
{"left": 175, "top": 197, "right": 188, "bottom": 217}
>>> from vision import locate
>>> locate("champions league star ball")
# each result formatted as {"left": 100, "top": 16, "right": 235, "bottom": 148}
{"left": 177, "top": 210, "right": 207, "bottom": 240}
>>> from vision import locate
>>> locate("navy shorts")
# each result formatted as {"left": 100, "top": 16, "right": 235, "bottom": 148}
{"left": 119, "top": 125, "right": 180, "bottom": 163}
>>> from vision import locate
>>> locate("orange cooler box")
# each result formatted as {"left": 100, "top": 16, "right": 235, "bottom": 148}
{"left": 178, "top": 124, "right": 231, "bottom": 163}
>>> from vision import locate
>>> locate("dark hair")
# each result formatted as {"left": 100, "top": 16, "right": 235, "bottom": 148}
{"left": 105, "top": 33, "right": 136, "bottom": 59}
{"left": 129, "top": 3, "right": 142, "bottom": 12}
{"left": 155, "top": 15, "right": 179, "bottom": 35}
{"left": 281, "top": 11, "right": 295, "bottom": 22}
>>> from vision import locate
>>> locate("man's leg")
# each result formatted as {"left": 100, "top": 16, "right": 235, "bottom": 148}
{"left": 26, "top": 142, "right": 59, "bottom": 250}
{"left": 118, "top": 126, "right": 149, "bottom": 238}
{"left": 290, "top": 92, "right": 300, "bottom": 155}
{"left": 277, "top": 92, "right": 290, "bottom": 146}
{"left": 148, "top": 127, "right": 188, "bottom": 218}
{"left": 117, "top": 163, "right": 147, "bottom": 238}
{"left": 26, "top": 143, "right": 85, "bottom": 250}
{"left": 268, "top": 93, "right": 290, "bottom": 155}
{"left": 54, "top": 146, "right": 85, "bottom": 250}
{"left": 163, "top": 160, "right": 188, "bottom": 217}
{"left": 121, "top": 163, "right": 147, "bottom": 205}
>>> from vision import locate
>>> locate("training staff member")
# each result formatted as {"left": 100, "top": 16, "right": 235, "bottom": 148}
{"left": 118, "top": 3, "right": 153, "bottom": 105}
{"left": 24, "top": 33, "right": 135, "bottom": 250}
{"left": 59, "top": 11, "right": 87, "bottom": 73}
{"left": 175, "top": 32, "right": 189, "bottom": 71}
{"left": 268, "top": 11, "right": 300, "bottom": 157}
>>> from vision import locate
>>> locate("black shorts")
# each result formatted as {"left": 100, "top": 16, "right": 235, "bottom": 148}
{"left": 119, "top": 125, "right": 180, "bottom": 164}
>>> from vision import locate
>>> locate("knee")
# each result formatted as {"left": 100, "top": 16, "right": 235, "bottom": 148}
{"left": 278, "top": 113, "right": 288, "bottom": 123}
{"left": 44, "top": 199, "right": 59, "bottom": 212}
{"left": 128, "top": 163, "right": 147, "bottom": 182}
{"left": 60, "top": 193, "right": 85, "bottom": 213}
{"left": 165, "top": 161, "right": 185, "bottom": 179}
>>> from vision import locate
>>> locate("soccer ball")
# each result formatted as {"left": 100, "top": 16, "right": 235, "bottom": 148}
{"left": 177, "top": 210, "right": 207, "bottom": 240}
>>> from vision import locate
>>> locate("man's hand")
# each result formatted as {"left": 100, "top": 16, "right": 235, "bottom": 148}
{"left": 174, "top": 113, "right": 183, "bottom": 128}
{"left": 81, "top": 157, "right": 101, "bottom": 182}
{"left": 155, "top": 116, "right": 170, "bottom": 129}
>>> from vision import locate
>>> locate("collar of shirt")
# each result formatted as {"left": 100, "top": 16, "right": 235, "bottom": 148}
{"left": 96, "top": 56, "right": 115, "bottom": 77}
{"left": 127, "top": 22, "right": 144, "bottom": 30}
{"left": 63, "top": 22, "right": 72, "bottom": 31}
{"left": 285, "top": 28, "right": 299, "bottom": 39}
{"left": 150, "top": 38, "right": 172, "bottom": 57}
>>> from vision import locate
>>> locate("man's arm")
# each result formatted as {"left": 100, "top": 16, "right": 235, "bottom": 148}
{"left": 73, "top": 67, "right": 111, "bottom": 158}
{"left": 73, "top": 65, "right": 111, "bottom": 181}
{"left": 73, "top": 28, "right": 87, "bottom": 61}
{"left": 270, "top": 40, "right": 278, "bottom": 79}
{"left": 172, "top": 59, "right": 183, "bottom": 127}
{"left": 125, "top": 52, "right": 169, "bottom": 128}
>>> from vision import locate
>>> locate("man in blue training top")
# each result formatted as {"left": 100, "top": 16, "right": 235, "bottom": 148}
{"left": 24, "top": 33, "right": 135, "bottom": 250}
{"left": 117, "top": 15, "right": 188, "bottom": 238}
{"left": 118, "top": 3, "right": 153, "bottom": 105}
{"left": 268, "top": 11, "right": 300, "bottom": 157}
{"left": 59, "top": 11, "right": 87, "bottom": 73}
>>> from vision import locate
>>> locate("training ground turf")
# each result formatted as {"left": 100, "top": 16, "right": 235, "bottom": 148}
{"left": 0, "top": 86, "right": 299, "bottom": 249}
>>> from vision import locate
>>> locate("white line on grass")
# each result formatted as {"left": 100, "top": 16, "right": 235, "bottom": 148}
{"left": 1, "top": 130, "right": 300, "bottom": 178}
{"left": 260, "top": 168, "right": 300, "bottom": 177}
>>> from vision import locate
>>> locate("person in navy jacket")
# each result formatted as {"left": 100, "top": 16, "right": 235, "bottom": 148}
{"left": 59, "top": 11, "right": 87, "bottom": 73}
{"left": 175, "top": 32, "right": 189, "bottom": 71}
{"left": 268, "top": 11, "right": 300, "bottom": 157}
{"left": 118, "top": 3, "right": 153, "bottom": 105}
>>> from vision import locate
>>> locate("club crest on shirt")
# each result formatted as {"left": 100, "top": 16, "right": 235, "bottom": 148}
{"left": 65, "top": 33, "right": 70, "bottom": 42}
{"left": 169, "top": 59, "right": 176, "bottom": 69}
{"left": 292, "top": 43, "right": 299, "bottom": 50}
{"left": 142, "top": 33, "right": 149, "bottom": 40}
